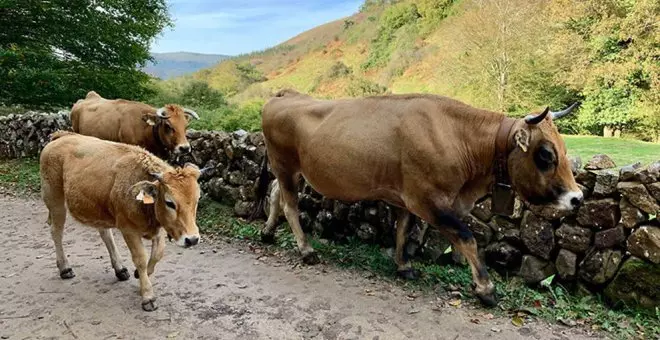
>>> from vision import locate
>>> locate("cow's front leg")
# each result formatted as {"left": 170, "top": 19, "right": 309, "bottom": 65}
{"left": 121, "top": 230, "right": 157, "bottom": 311}
{"left": 394, "top": 208, "right": 419, "bottom": 280}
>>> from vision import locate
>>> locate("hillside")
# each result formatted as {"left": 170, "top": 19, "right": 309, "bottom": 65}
{"left": 144, "top": 52, "right": 230, "bottom": 80}
{"left": 172, "top": 0, "right": 658, "bottom": 141}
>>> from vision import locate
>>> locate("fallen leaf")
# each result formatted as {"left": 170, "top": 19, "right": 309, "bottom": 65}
{"left": 533, "top": 300, "right": 542, "bottom": 308}
{"left": 470, "top": 318, "right": 480, "bottom": 324}
{"left": 512, "top": 316, "right": 524, "bottom": 327}
{"left": 449, "top": 299, "right": 462, "bottom": 308}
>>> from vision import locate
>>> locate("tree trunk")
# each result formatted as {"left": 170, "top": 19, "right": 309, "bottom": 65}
{"left": 603, "top": 126, "right": 613, "bottom": 137}
{"left": 613, "top": 129, "right": 621, "bottom": 138}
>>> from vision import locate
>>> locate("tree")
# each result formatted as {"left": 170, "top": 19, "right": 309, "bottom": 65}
{"left": 0, "top": 0, "right": 172, "bottom": 108}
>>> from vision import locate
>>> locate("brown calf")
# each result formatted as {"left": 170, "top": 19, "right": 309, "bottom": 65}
{"left": 252, "top": 90, "right": 582, "bottom": 305}
{"left": 40, "top": 131, "right": 206, "bottom": 311}
{"left": 70, "top": 91, "right": 200, "bottom": 159}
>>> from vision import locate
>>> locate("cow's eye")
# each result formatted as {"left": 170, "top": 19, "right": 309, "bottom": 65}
{"left": 164, "top": 125, "right": 173, "bottom": 134}
{"left": 534, "top": 143, "right": 556, "bottom": 172}
{"left": 165, "top": 199, "right": 176, "bottom": 210}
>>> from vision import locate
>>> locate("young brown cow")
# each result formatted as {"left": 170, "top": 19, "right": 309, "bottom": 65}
{"left": 252, "top": 89, "right": 583, "bottom": 306}
{"left": 40, "top": 131, "right": 205, "bottom": 311}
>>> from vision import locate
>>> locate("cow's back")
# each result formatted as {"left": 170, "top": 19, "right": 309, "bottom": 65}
{"left": 70, "top": 93, "right": 153, "bottom": 145}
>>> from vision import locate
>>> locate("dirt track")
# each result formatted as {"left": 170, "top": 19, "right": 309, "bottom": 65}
{"left": 0, "top": 195, "right": 603, "bottom": 340}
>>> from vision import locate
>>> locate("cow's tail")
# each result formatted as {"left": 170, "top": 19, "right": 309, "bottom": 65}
{"left": 248, "top": 151, "right": 270, "bottom": 222}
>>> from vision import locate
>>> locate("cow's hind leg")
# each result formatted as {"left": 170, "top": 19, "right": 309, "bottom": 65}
{"left": 279, "top": 176, "right": 318, "bottom": 265}
{"left": 121, "top": 229, "right": 157, "bottom": 311}
{"left": 260, "top": 179, "right": 283, "bottom": 244}
{"left": 99, "top": 229, "right": 130, "bottom": 281}
{"left": 394, "top": 209, "right": 419, "bottom": 280}
{"left": 42, "top": 182, "right": 74, "bottom": 280}
{"left": 433, "top": 211, "right": 496, "bottom": 306}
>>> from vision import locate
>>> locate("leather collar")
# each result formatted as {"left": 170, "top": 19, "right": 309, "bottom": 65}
{"left": 492, "top": 117, "right": 517, "bottom": 216}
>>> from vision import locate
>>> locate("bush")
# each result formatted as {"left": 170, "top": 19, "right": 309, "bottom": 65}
{"left": 346, "top": 78, "right": 388, "bottom": 97}
{"left": 327, "top": 62, "right": 353, "bottom": 79}
{"left": 178, "top": 81, "right": 227, "bottom": 109}
{"left": 188, "top": 99, "right": 263, "bottom": 132}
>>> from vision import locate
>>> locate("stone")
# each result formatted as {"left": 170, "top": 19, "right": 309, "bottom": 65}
{"left": 634, "top": 161, "right": 660, "bottom": 184}
{"left": 233, "top": 201, "right": 253, "bottom": 217}
{"left": 584, "top": 154, "right": 616, "bottom": 170}
{"left": 646, "top": 182, "right": 660, "bottom": 202}
{"left": 593, "top": 169, "right": 619, "bottom": 197}
{"left": 555, "top": 223, "right": 593, "bottom": 253}
{"left": 627, "top": 226, "right": 660, "bottom": 264}
{"left": 569, "top": 156, "right": 582, "bottom": 175}
{"left": 356, "top": 222, "right": 377, "bottom": 242}
{"left": 619, "top": 162, "right": 642, "bottom": 181}
{"left": 491, "top": 216, "right": 521, "bottom": 245}
{"left": 485, "top": 242, "right": 522, "bottom": 271}
{"left": 462, "top": 214, "right": 493, "bottom": 247}
{"left": 555, "top": 249, "right": 578, "bottom": 281}
{"left": 604, "top": 257, "right": 660, "bottom": 309}
{"left": 511, "top": 197, "right": 525, "bottom": 219}
{"left": 578, "top": 249, "right": 622, "bottom": 285}
{"left": 471, "top": 197, "right": 493, "bottom": 222}
{"left": 619, "top": 197, "right": 648, "bottom": 229}
{"left": 575, "top": 170, "right": 596, "bottom": 190}
{"left": 617, "top": 182, "right": 660, "bottom": 215}
{"left": 594, "top": 226, "right": 625, "bottom": 249}
{"left": 529, "top": 204, "right": 575, "bottom": 220}
{"left": 576, "top": 198, "right": 620, "bottom": 229}
{"left": 519, "top": 255, "right": 556, "bottom": 284}
{"left": 520, "top": 211, "right": 555, "bottom": 260}
{"left": 577, "top": 183, "right": 591, "bottom": 200}
{"left": 228, "top": 171, "right": 245, "bottom": 186}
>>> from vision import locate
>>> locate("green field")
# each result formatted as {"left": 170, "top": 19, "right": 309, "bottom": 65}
{"left": 564, "top": 135, "right": 660, "bottom": 167}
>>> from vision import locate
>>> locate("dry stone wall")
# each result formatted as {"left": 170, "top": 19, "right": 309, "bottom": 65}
{"left": 1, "top": 112, "right": 658, "bottom": 309}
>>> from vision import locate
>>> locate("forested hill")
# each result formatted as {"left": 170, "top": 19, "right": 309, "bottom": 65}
{"left": 174, "top": 0, "right": 658, "bottom": 142}
{"left": 144, "top": 52, "right": 230, "bottom": 80}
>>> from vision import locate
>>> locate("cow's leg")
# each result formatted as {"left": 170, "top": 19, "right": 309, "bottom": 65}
{"left": 260, "top": 180, "right": 282, "bottom": 244}
{"left": 98, "top": 229, "right": 130, "bottom": 281}
{"left": 147, "top": 228, "right": 166, "bottom": 276}
{"left": 279, "top": 176, "right": 318, "bottom": 264}
{"left": 394, "top": 209, "right": 419, "bottom": 280}
{"left": 48, "top": 208, "right": 74, "bottom": 279}
{"left": 433, "top": 211, "right": 496, "bottom": 306}
{"left": 121, "top": 230, "right": 157, "bottom": 311}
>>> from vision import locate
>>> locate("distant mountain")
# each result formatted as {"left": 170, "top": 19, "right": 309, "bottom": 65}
{"left": 143, "top": 52, "right": 231, "bottom": 80}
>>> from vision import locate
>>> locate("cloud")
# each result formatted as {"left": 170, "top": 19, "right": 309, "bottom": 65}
{"left": 152, "top": 0, "right": 362, "bottom": 55}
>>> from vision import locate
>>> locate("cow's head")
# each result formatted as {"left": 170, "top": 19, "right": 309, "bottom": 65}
{"left": 131, "top": 163, "right": 209, "bottom": 248}
{"left": 142, "top": 104, "right": 200, "bottom": 155}
{"left": 507, "top": 103, "right": 583, "bottom": 211}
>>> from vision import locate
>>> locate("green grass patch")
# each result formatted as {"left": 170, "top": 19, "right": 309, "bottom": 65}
{"left": 564, "top": 135, "right": 660, "bottom": 167}
{"left": 0, "top": 158, "right": 41, "bottom": 194}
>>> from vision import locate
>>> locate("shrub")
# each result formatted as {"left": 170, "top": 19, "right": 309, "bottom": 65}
{"left": 346, "top": 78, "right": 388, "bottom": 97}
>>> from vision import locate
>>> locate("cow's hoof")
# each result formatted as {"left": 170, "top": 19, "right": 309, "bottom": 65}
{"left": 260, "top": 232, "right": 275, "bottom": 244}
{"left": 141, "top": 299, "right": 158, "bottom": 312}
{"left": 301, "top": 251, "right": 320, "bottom": 265}
{"left": 477, "top": 293, "right": 498, "bottom": 307}
{"left": 115, "top": 267, "right": 130, "bottom": 281}
{"left": 60, "top": 268, "right": 75, "bottom": 279}
{"left": 396, "top": 268, "right": 420, "bottom": 280}
{"left": 134, "top": 269, "right": 140, "bottom": 279}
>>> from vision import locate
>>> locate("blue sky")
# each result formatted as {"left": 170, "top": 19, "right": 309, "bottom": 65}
{"left": 152, "top": 0, "right": 363, "bottom": 56}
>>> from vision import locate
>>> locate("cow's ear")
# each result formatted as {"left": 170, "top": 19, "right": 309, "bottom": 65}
{"left": 130, "top": 181, "right": 158, "bottom": 204}
{"left": 142, "top": 114, "right": 157, "bottom": 126}
{"left": 514, "top": 128, "right": 530, "bottom": 153}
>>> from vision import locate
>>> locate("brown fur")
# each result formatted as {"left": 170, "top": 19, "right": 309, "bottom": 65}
{"left": 254, "top": 89, "right": 581, "bottom": 304}
{"left": 70, "top": 91, "right": 195, "bottom": 158}
{"left": 40, "top": 131, "right": 202, "bottom": 311}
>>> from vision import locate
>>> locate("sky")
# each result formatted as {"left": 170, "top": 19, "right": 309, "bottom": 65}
{"left": 151, "top": 0, "right": 363, "bottom": 56}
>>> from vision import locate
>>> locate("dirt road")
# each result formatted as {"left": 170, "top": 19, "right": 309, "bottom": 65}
{"left": 0, "top": 195, "right": 601, "bottom": 340}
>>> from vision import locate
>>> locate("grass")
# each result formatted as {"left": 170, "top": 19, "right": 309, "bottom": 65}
{"left": 1, "top": 155, "right": 659, "bottom": 340}
{"left": 564, "top": 135, "right": 660, "bottom": 167}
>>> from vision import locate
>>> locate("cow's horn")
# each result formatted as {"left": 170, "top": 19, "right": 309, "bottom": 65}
{"left": 550, "top": 102, "right": 580, "bottom": 120}
{"left": 156, "top": 107, "right": 169, "bottom": 119}
{"left": 183, "top": 108, "right": 200, "bottom": 120}
{"left": 525, "top": 107, "right": 550, "bottom": 125}
{"left": 150, "top": 172, "right": 164, "bottom": 182}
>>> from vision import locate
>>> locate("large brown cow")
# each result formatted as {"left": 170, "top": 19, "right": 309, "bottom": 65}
{"left": 251, "top": 89, "right": 583, "bottom": 305}
{"left": 40, "top": 131, "right": 207, "bottom": 311}
{"left": 70, "top": 91, "right": 200, "bottom": 159}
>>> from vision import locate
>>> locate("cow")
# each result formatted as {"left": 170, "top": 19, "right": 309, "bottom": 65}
{"left": 40, "top": 131, "right": 207, "bottom": 311}
{"left": 70, "top": 91, "right": 200, "bottom": 159}
{"left": 251, "top": 89, "right": 583, "bottom": 306}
